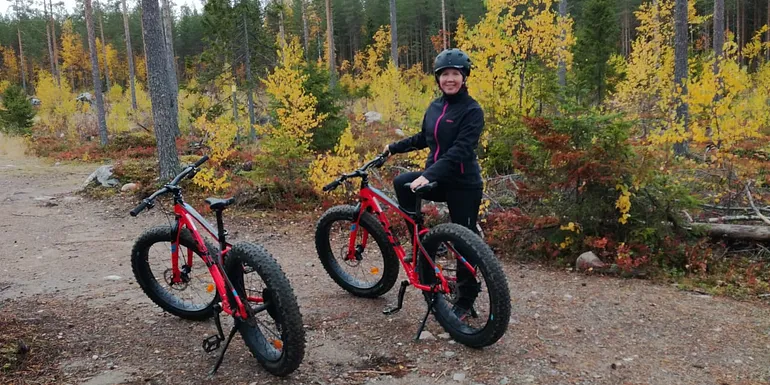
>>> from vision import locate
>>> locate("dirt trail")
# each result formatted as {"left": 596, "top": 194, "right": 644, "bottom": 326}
{"left": 2, "top": 139, "right": 770, "bottom": 385}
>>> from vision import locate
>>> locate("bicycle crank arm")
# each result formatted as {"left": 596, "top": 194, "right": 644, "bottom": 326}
{"left": 383, "top": 280, "right": 409, "bottom": 315}
{"left": 202, "top": 303, "right": 226, "bottom": 353}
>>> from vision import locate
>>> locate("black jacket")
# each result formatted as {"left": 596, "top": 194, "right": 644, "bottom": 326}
{"left": 388, "top": 87, "right": 484, "bottom": 189}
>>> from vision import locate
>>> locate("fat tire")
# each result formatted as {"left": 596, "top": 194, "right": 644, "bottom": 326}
{"left": 225, "top": 242, "right": 305, "bottom": 376}
{"left": 418, "top": 223, "right": 511, "bottom": 348}
{"left": 314, "top": 205, "right": 399, "bottom": 298}
{"left": 131, "top": 225, "right": 219, "bottom": 321}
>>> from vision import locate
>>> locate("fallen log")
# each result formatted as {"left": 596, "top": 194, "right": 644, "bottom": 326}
{"left": 690, "top": 223, "right": 770, "bottom": 242}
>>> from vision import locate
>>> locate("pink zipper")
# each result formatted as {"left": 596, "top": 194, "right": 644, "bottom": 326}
{"left": 433, "top": 103, "right": 449, "bottom": 163}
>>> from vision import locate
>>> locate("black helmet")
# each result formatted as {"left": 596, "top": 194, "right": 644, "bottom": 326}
{"left": 433, "top": 48, "right": 472, "bottom": 77}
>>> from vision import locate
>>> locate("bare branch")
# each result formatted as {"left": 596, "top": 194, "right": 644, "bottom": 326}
{"left": 744, "top": 182, "right": 770, "bottom": 225}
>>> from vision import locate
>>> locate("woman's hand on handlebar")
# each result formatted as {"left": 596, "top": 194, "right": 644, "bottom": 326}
{"left": 409, "top": 175, "right": 430, "bottom": 191}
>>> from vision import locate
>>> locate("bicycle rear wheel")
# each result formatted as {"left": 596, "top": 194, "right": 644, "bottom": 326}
{"left": 225, "top": 242, "right": 305, "bottom": 376}
{"left": 417, "top": 223, "right": 511, "bottom": 348}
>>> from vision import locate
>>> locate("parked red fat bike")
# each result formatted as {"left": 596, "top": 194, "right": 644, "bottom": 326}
{"left": 315, "top": 152, "right": 511, "bottom": 348}
{"left": 129, "top": 155, "right": 305, "bottom": 376}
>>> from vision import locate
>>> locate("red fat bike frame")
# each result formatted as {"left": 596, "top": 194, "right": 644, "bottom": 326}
{"left": 129, "top": 156, "right": 262, "bottom": 321}
{"left": 329, "top": 154, "right": 477, "bottom": 295}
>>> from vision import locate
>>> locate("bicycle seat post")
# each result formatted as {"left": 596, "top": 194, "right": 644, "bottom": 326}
{"left": 215, "top": 210, "right": 227, "bottom": 256}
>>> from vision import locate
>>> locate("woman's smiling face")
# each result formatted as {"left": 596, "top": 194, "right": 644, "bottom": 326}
{"left": 439, "top": 68, "right": 464, "bottom": 95}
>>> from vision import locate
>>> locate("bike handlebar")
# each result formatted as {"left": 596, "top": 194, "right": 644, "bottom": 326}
{"left": 129, "top": 155, "right": 209, "bottom": 216}
{"left": 323, "top": 151, "right": 390, "bottom": 192}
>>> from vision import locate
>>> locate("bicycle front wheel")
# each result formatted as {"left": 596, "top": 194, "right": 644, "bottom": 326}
{"left": 131, "top": 225, "right": 218, "bottom": 320}
{"left": 225, "top": 242, "right": 305, "bottom": 376}
{"left": 314, "top": 205, "right": 399, "bottom": 298}
{"left": 418, "top": 223, "right": 511, "bottom": 348}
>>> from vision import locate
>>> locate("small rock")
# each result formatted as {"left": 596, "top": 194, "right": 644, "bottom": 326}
{"left": 108, "top": 362, "right": 115, "bottom": 369}
{"left": 515, "top": 375, "right": 535, "bottom": 383}
{"left": 423, "top": 349, "right": 430, "bottom": 353}
{"left": 576, "top": 251, "right": 606, "bottom": 271}
{"left": 104, "top": 275, "right": 122, "bottom": 281}
{"left": 444, "top": 351, "right": 456, "bottom": 358}
{"left": 419, "top": 331, "right": 435, "bottom": 340}
{"left": 563, "top": 294, "right": 573, "bottom": 300}
{"left": 453, "top": 372, "right": 466, "bottom": 381}
{"left": 364, "top": 111, "right": 382, "bottom": 124}
{"left": 92, "top": 355, "right": 99, "bottom": 360}
{"left": 34, "top": 195, "right": 57, "bottom": 201}
{"left": 734, "top": 359, "right": 743, "bottom": 364}
{"left": 499, "top": 377, "right": 510, "bottom": 385}
{"left": 154, "top": 349, "right": 160, "bottom": 354}
{"left": 121, "top": 183, "right": 138, "bottom": 192}
{"left": 438, "top": 333, "right": 451, "bottom": 339}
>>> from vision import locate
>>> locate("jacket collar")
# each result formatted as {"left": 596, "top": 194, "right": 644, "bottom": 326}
{"left": 440, "top": 86, "right": 470, "bottom": 105}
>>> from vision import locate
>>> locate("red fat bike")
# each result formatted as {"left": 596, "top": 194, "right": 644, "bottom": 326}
{"left": 129, "top": 155, "right": 305, "bottom": 376}
{"left": 315, "top": 152, "right": 511, "bottom": 348}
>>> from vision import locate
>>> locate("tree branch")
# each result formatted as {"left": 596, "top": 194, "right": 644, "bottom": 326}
{"left": 744, "top": 182, "right": 770, "bottom": 225}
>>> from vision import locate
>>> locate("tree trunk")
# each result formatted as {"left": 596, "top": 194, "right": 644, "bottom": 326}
{"left": 45, "top": 0, "right": 56, "bottom": 80}
{"left": 673, "top": 0, "right": 689, "bottom": 156}
{"left": 765, "top": 0, "right": 770, "bottom": 61}
{"left": 141, "top": 0, "right": 180, "bottom": 180}
{"left": 279, "top": 9, "right": 286, "bottom": 50}
{"left": 84, "top": 0, "right": 109, "bottom": 146}
{"left": 49, "top": 0, "right": 61, "bottom": 85}
{"left": 122, "top": 0, "right": 138, "bottom": 110}
{"left": 389, "top": 0, "right": 398, "bottom": 67}
{"left": 557, "top": 0, "right": 567, "bottom": 88}
{"left": 242, "top": 11, "right": 256, "bottom": 142}
{"left": 713, "top": 0, "right": 724, "bottom": 71}
{"left": 325, "top": 0, "right": 335, "bottom": 87}
{"left": 17, "top": 27, "right": 26, "bottom": 93}
{"left": 231, "top": 36, "right": 239, "bottom": 142}
{"left": 302, "top": 1, "right": 309, "bottom": 57}
{"left": 160, "top": 0, "right": 179, "bottom": 136}
{"left": 691, "top": 223, "right": 770, "bottom": 242}
{"left": 441, "top": 0, "right": 447, "bottom": 49}
{"left": 97, "top": 0, "right": 110, "bottom": 92}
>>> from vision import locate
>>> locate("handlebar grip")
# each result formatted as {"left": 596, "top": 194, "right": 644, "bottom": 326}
{"left": 323, "top": 180, "right": 341, "bottom": 192}
{"left": 193, "top": 155, "right": 209, "bottom": 168}
{"left": 130, "top": 199, "right": 150, "bottom": 217}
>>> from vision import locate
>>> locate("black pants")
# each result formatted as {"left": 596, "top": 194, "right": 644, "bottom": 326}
{"left": 393, "top": 171, "right": 482, "bottom": 310}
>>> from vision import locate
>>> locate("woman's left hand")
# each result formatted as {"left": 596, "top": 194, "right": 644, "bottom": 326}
{"left": 409, "top": 176, "right": 430, "bottom": 191}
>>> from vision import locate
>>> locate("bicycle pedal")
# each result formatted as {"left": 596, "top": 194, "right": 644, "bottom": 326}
{"left": 202, "top": 335, "right": 222, "bottom": 352}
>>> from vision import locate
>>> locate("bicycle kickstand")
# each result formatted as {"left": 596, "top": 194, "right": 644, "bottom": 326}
{"left": 202, "top": 304, "right": 239, "bottom": 376}
{"left": 415, "top": 288, "right": 438, "bottom": 341}
{"left": 209, "top": 323, "right": 238, "bottom": 375}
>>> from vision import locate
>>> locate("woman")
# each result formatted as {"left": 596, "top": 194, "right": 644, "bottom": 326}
{"left": 384, "top": 48, "right": 484, "bottom": 319}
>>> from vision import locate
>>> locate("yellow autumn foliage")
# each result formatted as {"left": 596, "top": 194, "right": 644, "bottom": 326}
{"left": 34, "top": 70, "right": 81, "bottom": 138}
{"left": 192, "top": 115, "right": 237, "bottom": 192}
{"left": 308, "top": 122, "right": 360, "bottom": 195}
